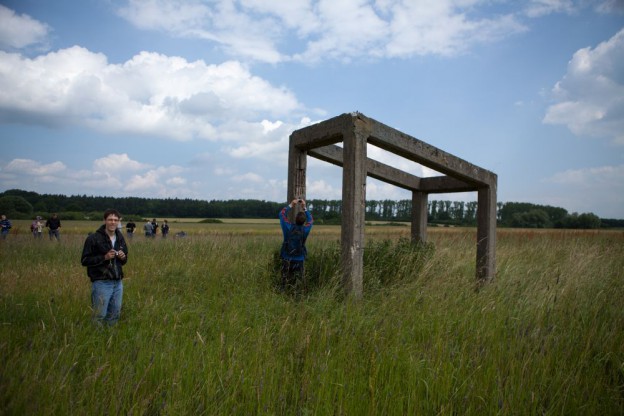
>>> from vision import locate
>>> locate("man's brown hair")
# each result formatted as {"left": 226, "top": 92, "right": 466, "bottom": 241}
{"left": 295, "top": 212, "right": 306, "bottom": 225}
{"left": 103, "top": 209, "right": 121, "bottom": 220}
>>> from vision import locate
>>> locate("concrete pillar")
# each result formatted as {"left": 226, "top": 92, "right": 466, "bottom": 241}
{"left": 341, "top": 126, "right": 367, "bottom": 299}
{"left": 287, "top": 140, "right": 307, "bottom": 218}
{"left": 411, "top": 191, "right": 428, "bottom": 243}
{"left": 476, "top": 183, "right": 497, "bottom": 281}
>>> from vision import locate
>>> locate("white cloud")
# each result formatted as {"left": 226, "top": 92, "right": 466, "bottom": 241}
{"left": 524, "top": 0, "right": 624, "bottom": 17}
{"left": 116, "top": 0, "right": 529, "bottom": 63}
{"left": 543, "top": 164, "right": 624, "bottom": 216}
{"left": 524, "top": 0, "right": 576, "bottom": 18}
{"left": 93, "top": 153, "right": 151, "bottom": 172}
{"left": 166, "top": 176, "right": 187, "bottom": 186}
{"left": 547, "top": 164, "right": 624, "bottom": 187}
{"left": 118, "top": 0, "right": 285, "bottom": 63}
{"left": 543, "top": 28, "right": 624, "bottom": 144}
{"left": 0, "top": 5, "right": 50, "bottom": 50}
{"left": 124, "top": 170, "right": 162, "bottom": 192}
{"left": 0, "top": 158, "right": 128, "bottom": 194}
{"left": 0, "top": 47, "right": 302, "bottom": 142}
{"left": 382, "top": 1, "right": 526, "bottom": 58}
{"left": 307, "top": 179, "right": 341, "bottom": 199}
{"left": 232, "top": 172, "right": 264, "bottom": 183}
{"left": 214, "top": 166, "right": 237, "bottom": 176}
{"left": 0, "top": 155, "right": 194, "bottom": 199}
{"left": 117, "top": 0, "right": 211, "bottom": 33}
{"left": 366, "top": 179, "right": 412, "bottom": 200}
{"left": 72, "top": 169, "right": 124, "bottom": 191}
{"left": 595, "top": 0, "right": 624, "bottom": 13}
{"left": 3, "top": 159, "right": 66, "bottom": 176}
{"left": 292, "top": 0, "right": 389, "bottom": 62}
{"left": 124, "top": 165, "right": 187, "bottom": 194}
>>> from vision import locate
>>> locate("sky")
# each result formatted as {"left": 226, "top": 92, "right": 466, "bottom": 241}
{"left": 0, "top": 0, "right": 623, "bottom": 219}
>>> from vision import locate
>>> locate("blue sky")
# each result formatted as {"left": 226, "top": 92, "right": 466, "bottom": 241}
{"left": 1, "top": 0, "right": 623, "bottom": 218}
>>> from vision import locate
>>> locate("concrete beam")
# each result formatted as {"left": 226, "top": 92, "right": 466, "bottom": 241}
{"left": 359, "top": 115, "right": 496, "bottom": 187}
{"left": 309, "top": 145, "right": 421, "bottom": 191}
{"left": 290, "top": 113, "right": 355, "bottom": 150}
{"left": 420, "top": 176, "right": 478, "bottom": 193}
{"left": 309, "top": 145, "right": 477, "bottom": 193}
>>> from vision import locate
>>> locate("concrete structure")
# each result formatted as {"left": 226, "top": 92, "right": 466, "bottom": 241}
{"left": 288, "top": 112, "right": 497, "bottom": 298}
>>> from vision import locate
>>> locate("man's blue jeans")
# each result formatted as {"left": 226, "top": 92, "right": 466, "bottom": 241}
{"left": 91, "top": 279, "right": 123, "bottom": 325}
{"left": 49, "top": 229, "right": 60, "bottom": 241}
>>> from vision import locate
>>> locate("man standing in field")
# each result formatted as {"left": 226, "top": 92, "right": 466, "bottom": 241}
{"left": 144, "top": 219, "right": 153, "bottom": 237}
{"left": 46, "top": 213, "right": 61, "bottom": 241}
{"left": 125, "top": 220, "right": 136, "bottom": 239}
{"left": 279, "top": 198, "right": 313, "bottom": 292}
{"left": 0, "top": 214, "right": 12, "bottom": 239}
{"left": 81, "top": 209, "right": 128, "bottom": 326}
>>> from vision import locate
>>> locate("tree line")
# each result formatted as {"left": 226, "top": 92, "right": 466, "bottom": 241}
{"left": 1, "top": 188, "right": 621, "bottom": 229}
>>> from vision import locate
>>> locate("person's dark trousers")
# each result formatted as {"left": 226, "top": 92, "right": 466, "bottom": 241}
{"left": 281, "top": 259, "right": 305, "bottom": 293}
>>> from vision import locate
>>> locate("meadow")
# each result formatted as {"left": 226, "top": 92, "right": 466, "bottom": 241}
{"left": 1, "top": 220, "right": 623, "bottom": 415}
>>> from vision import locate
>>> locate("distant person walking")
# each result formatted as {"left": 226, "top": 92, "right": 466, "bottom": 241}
{"left": 80, "top": 209, "right": 128, "bottom": 326}
{"left": 151, "top": 219, "right": 159, "bottom": 237}
{"left": 0, "top": 215, "right": 12, "bottom": 240}
{"left": 125, "top": 220, "right": 136, "bottom": 239}
{"left": 279, "top": 199, "right": 313, "bottom": 292}
{"left": 161, "top": 220, "right": 169, "bottom": 238}
{"left": 31, "top": 216, "right": 44, "bottom": 239}
{"left": 46, "top": 213, "right": 61, "bottom": 241}
{"left": 143, "top": 220, "right": 153, "bottom": 237}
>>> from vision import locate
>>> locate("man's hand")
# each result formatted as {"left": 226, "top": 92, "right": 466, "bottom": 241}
{"left": 290, "top": 198, "right": 306, "bottom": 208}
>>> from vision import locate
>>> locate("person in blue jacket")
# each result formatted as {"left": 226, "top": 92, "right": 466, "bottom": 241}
{"left": 0, "top": 214, "right": 12, "bottom": 239}
{"left": 279, "top": 198, "right": 313, "bottom": 292}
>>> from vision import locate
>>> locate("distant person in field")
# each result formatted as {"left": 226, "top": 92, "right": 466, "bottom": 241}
{"left": 279, "top": 198, "right": 313, "bottom": 292}
{"left": 81, "top": 209, "right": 128, "bottom": 326}
{"left": 161, "top": 220, "right": 169, "bottom": 238}
{"left": 144, "top": 219, "right": 153, "bottom": 237}
{"left": 151, "top": 218, "right": 159, "bottom": 237}
{"left": 125, "top": 220, "right": 136, "bottom": 239}
{"left": 46, "top": 213, "right": 61, "bottom": 241}
{"left": 31, "top": 216, "right": 44, "bottom": 239}
{"left": 0, "top": 214, "right": 12, "bottom": 240}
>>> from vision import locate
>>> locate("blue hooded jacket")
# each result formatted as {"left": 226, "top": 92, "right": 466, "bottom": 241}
{"left": 279, "top": 205, "right": 313, "bottom": 261}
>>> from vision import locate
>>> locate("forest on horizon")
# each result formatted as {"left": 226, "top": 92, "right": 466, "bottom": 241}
{"left": 1, "top": 188, "right": 622, "bottom": 229}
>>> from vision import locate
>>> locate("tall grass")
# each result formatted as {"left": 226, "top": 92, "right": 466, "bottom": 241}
{"left": 1, "top": 225, "right": 623, "bottom": 414}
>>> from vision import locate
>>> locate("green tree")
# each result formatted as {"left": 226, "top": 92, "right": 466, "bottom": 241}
{"left": 577, "top": 213, "right": 601, "bottom": 229}
{"left": 510, "top": 209, "right": 552, "bottom": 228}
{"left": 562, "top": 212, "right": 601, "bottom": 229}
{"left": 0, "top": 196, "right": 34, "bottom": 219}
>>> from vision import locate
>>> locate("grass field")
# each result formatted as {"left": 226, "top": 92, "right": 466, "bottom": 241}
{"left": 1, "top": 221, "right": 623, "bottom": 415}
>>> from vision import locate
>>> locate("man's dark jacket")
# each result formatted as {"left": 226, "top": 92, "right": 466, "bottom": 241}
{"left": 46, "top": 216, "right": 61, "bottom": 230}
{"left": 81, "top": 225, "right": 128, "bottom": 282}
